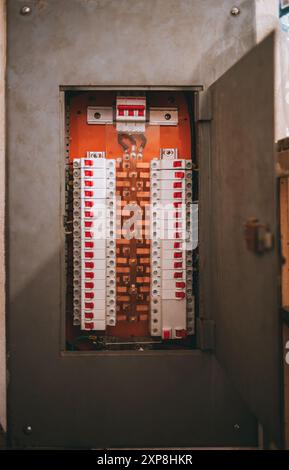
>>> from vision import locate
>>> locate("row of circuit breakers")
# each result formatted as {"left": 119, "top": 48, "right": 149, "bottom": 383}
{"left": 71, "top": 96, "right": 196, "bottom": 340}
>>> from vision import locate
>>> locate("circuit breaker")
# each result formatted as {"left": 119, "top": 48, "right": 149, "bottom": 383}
{"left": 65, "top": 91, "right": 198, "bottom": 350}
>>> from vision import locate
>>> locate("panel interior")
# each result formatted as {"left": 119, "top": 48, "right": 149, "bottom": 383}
{"left": 64, "top": 90, "right": 198, "bottom": 351}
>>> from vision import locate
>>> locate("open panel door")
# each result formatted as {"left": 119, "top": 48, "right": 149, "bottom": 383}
{"left": 209, "top": 34, "right": 282, "bottom": 446}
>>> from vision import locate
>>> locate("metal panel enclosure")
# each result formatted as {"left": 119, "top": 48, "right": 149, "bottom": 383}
{"left": 209, "top": 34, "right": 282, "bottom": 445}
{"left": 6, "top": 0, "right": 259, "bottom": 447}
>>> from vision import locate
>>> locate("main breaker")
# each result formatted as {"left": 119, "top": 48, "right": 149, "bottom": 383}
{"left": 65, "top": 91, "right": 198, "bottom": 350}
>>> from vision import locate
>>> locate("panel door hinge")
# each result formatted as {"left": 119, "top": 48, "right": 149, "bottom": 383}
{"left": 196, "top": 318, "right": 215, "bottom": 351}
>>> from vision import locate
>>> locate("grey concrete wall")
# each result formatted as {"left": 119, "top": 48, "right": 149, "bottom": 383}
{"left": 0, "top": 0, "right": 6, "bottom": 432}
{"left": 7, "top": 0, "right": 257, "bottom": 90}
{"left": 256, "top": 0, "right": 279, "bottom": 41}
{"left": 256, "top": 0, "right": 289, "bottom": 140}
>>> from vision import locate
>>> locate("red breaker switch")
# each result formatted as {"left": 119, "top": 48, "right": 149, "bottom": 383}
{"left": 85, "top": 200, "right": 94, "bottom": 208}
{"left": 174, "top": 222, "right": 182, "bottom": 229}
{"left": 174, "top": 272, "right": 183, "bottom": 279}
{"left": 85, "top": 252, "right": 94, "bottom": 259}
{"left": 173, "top": 201, "right": 182, "bottom": 208}
{"left": 117, "top": 104, "right": 145, "bottom": 114}
{"left": 84, "top": 302, "right": 94, "bottom": 309}
{"left": 174, "top": 171, "right": 185, "bottom": 179}
{"left": 85, "top": 312, "right": 94, "bottom": 319}
{"left": 85, "top": 211, "right": 94, "bottom": 218}
{"left": 162, "top": 328, "right": 172, "bottom": 340}
{"left": 84, "top": 170, "right": 93, "bottom": 177}
{"left": 176, "top": 281, "right": 186, "bottom": 289}
{"left": 85, "top": 262, "right": 94, "bottom": 270}
{"left": 85, "top": 180, "right": 93, "bottom": 187}
{"left": 85, "top": 271, "right": 94, "bottom": 279}
{"left": 173, "top": 161, "right": 182, "bottom": 168}
{"left": 173, "top": 192, "right": 182, "bottom": 199}
{"left": 175, "top": 291, "right": 185, "bottom": 299}
{"left": 84, "top": 221, "right": 93, "bottom": 228}
{"left": 85, "top": 231, "right": 93, "bottom": 238}
{"left": 174, "top": 232, "right": 181, "bottom": 239}
{"left": 85, "top": 322, "right": 94, "bottom": 330}
{"left": 175, "top": 328, "right": 187, "bottom": 339}
{"left": 174, "top": 242, "right": 181, "bottom": 249}
{"left": 85, "top": 282, "right": 94, "bottom": 289}
{"left": 117, "top": 103, "right": 145, "bottom": 118}
{"left": 85, "top": 292, "right": 94, "bottom": 299}
{"left": 85, "top": 241, "right": 94, "bottom": 249}
{"left": 174, "top": 252, "right": 182, "bottom": 259}
{"left": 174, "top": 261, "right": 183, "bottom": 269}
{"left": 85, "top": 191, "right": 93, "bottom": 198}
{"left": 173, "top": 182, "right": 182, "bottom": 189}
{"left": 84, "top": 159, "right": 93, "bottom": 166}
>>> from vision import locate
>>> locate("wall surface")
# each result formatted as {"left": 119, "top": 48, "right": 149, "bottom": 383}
{"left": 256, "top": 0, "right": 289, "bottom": 140}
{"left": 6, "top": 0, "right": 256, "bottom": 89}
{"left": 255, "top": 0, "right": 279, "bottom": 42}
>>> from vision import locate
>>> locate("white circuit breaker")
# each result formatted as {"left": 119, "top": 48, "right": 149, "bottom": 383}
{"left": 150, "top": 158, "right": 195, "bottom": 339}
{"left": 73, "top": 154, "right": 116, "bottom": 331}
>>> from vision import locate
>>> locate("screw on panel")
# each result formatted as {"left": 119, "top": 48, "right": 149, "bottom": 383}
{"left": 230, "top": 7, "right": 241, "bottom": 16}
{"left": 234, "top": 423, "right": 240, "bottom": 431}
{"left": 23, "top": 425, "right": 32, "bottom": 435}
{"left": 20, "top": 6, "right": 32, "bottom": 15}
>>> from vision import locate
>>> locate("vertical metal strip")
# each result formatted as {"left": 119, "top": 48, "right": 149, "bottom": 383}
{"left": 106, "top": 159, "right": 116, "bottom": 327}
{"left": 150, "top": 159, "right": 162, "bottom": 336}
{"left": 185, "top": 160, "right": 195, "bottom": 334}
{"left": 72, "top": 159, "right": 81, "bottom": 325}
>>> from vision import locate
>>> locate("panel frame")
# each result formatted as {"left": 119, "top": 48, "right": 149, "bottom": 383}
{"left": 60, "top": 86, "right": 199, "bottom": 352}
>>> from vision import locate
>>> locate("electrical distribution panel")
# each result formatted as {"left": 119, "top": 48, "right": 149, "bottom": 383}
{"left": 65, "top": 91, "right": 198, "bottom": 351}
